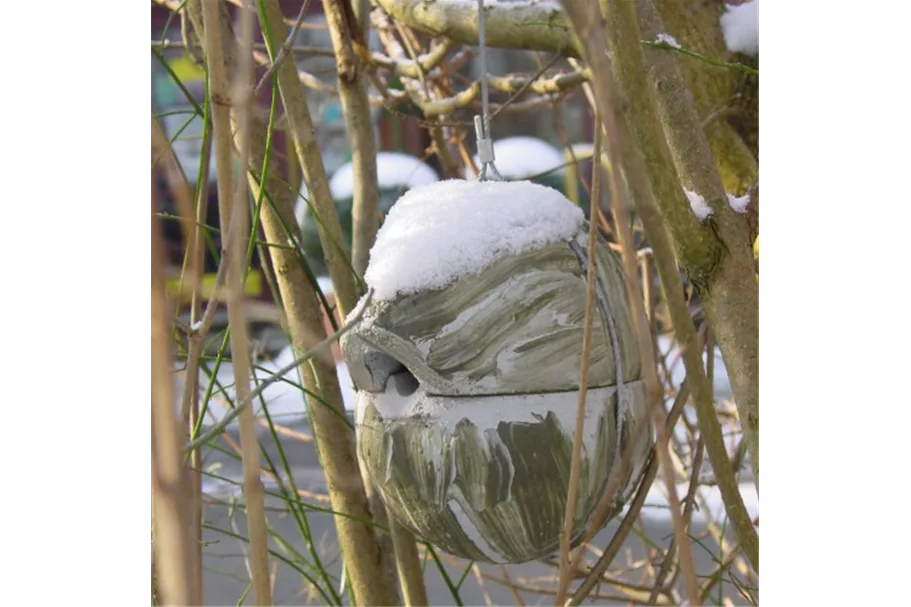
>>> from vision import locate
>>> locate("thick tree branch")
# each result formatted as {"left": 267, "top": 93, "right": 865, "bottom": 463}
{"left": 633, "top": 0, "right": 759, "bottom": 487}
{"left": 373, "top": 0, "right": 580, "bottom": 56}
{"left": 563, "top": 3, "right": 759, "bottom": 574}
{"left": 259, "top": 0, "right": 360, "bottom": 317}
{"left": 325, "top": 2, "right": 428, "bottom": 604}
{"left": 323, "top": 0, "right": 380, "bottom": 279}
{"left": 746, "top": 177, "right": 759, "bottom": 245}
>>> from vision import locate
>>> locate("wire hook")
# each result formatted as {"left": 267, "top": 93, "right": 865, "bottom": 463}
{"left": 474, "top": 0, "right": 502, "bottom": 181}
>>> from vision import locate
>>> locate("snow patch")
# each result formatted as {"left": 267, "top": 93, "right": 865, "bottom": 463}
{"left": 294, "top": 183, "right": 310, "bottom": 226}
{"left": 364, "top": 179, "right": 584, "bottom": 300}
{"left": 176, "top": 355, "right": 357, "bottom": 429}
{"left": 727, "top": 191, "right": 751, "bottom": 213}
{"left": 655, "top": 33, "right": 681, "bottom": 49}
{"left": 315, "top": 275, "right": 335, "bottom": 297}
{"left": 720, "top": 0, "right": 759, "bottom": 56}
{"left": 683, "top": 187, "right": 713, "bottom": 220}
{"left": 329, "top": 152, "right": 439, "bottom": 200}
{"left": 466, "top": 136, "right": 566, "bottom": 180}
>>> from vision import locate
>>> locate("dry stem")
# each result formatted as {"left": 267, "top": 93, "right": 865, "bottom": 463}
{"left": 323, "top": 0, "right": 380, "bottom": 278}
{"left": 557, "top": 115, "right": 602, "bottom": 604}
{"left": 187, "top": 2, "right": 401, "bottom": 603}
{"left": 201, "top": 0, "right": 273, "bottom": 603}
{"left": 151, "top": 170, "right": 193, "bottom": 607}
{"left": 259, "top": 0, "right": 359, "bottom": 317}
{"left": 566, "top": 383, "right": 692, "bottom": 605}
{"left": 560, "top": 2, "right": 699, "bottom": 603}
{"left": 593, "top": 0, "right": 759, "bottom": 572}
{"left": 632, "top": 0, "right": 759, "bottom": 487}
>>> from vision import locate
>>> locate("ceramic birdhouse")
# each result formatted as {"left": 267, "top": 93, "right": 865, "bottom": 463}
{"left": 299, "top": 152, "right": 439, "bottom": 270}
{"left": 340, "top": 179, "right": 653, "bottom": 564}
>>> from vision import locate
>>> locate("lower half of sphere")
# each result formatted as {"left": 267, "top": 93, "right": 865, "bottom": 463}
{"left": 355, "top": 379, "right": 653, "bottom": 564}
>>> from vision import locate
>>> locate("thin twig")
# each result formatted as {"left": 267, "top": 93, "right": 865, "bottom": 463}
{"left": 151, "top": 38, "right": 336, "bottom": 57}
{"left": 566, "top": 406, "right": 685, "bottom": 605}
{"left": 151, "top": 160, "right": 193, "bottom": 607}
{"left": 498, "top": 565, "right": 525, "bottom": 607}
{"left": 556, "top": 112, "right": 602, "bottom": 606}
{"left": 202, "top": 0, "right": 273, "bottom": 602}
{"left": 647, "top": 436, "right": 706, "bottom": 604}
{"left": 642, "top": 40, "right": 759, "bottom": 77}
{"left": 471, "top": 563, "right": 494, "bottom": 607}
{"left": 254, "top": 0, "right": 311, "bottom": 94}
{"left": 488, "top": 54, "right": 559, "bottom": 121}
{"left": 183, "top": 289, "right": 372, "bottom": 453}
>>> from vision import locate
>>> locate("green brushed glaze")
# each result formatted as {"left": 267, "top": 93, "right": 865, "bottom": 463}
{"left": 354, "top": 379, "right": 650, "bottom": 564}
{"left": 343, "top": 221, "right": 654, "bottom": 564}
{"left": 345, "top": 233, "right": 641, "bottom": 397}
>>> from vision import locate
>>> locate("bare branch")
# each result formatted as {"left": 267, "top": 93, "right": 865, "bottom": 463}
{"left": 558, "top": 111, "right": 603, "bottom": 603}
{"left": 151, "top": 38, "right": 337, "bottom": 58}
{"left": 324, "top": 0, "right": 380, "bottom": 278}
{"left": 369, "top": 39, "right": 456, "bottom": 78}
{"left": 373, "top": 0, "right": 580, "bottom": 56}
{"left": 564, "top": 0, "right": 760, "bottom": 574}
{"left": 254, "top": 0, "right": 311, "bottom": 94}
{"left": 633, "top": 0, "right": 759, "bottom": 487}
{"left": 201, "top": 0, "right": 273, "bottom": 602}
{"left": 182, "top": 290, "right": 373, "bottom": 454}
{"left": 488, "top": 66, "right": 587, "bottom": 95}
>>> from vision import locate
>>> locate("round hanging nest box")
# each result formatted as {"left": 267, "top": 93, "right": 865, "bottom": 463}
{"left": 299, "top": 152, "right": 439, "bottom": 267}
{"left": 466, "top": 136, "right": 567, "bottom": 193}
{"left": 341, "top": 179, "right": 653, "bottom": 564}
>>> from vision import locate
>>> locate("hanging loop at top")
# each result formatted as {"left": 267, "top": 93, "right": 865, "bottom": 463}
{"left": 474, "top": 116, "right": 502, "bottom": 181}
{"left": 474, "top": 0, "right": 502, "bottom": 181}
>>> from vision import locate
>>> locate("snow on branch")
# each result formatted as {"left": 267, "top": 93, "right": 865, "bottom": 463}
{"left": 373, "top": 0, "right": 580, "bottom": 57}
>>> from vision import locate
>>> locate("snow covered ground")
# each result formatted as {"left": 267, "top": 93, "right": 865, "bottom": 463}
{"left": 177, "top": 349, "right": 357, "bottom": 429}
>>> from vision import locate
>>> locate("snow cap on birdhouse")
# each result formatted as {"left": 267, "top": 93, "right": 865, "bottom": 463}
{"left": 341, "top": 179, "right": 653, "bottom": 564}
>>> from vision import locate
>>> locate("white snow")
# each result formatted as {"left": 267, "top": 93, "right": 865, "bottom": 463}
{"left": 294, "top": 183, "right": 310, "bottom": 226}
{"left": 683, "top": 187, "right": 713, "bottom": 220}
{"left": 175, "top": 353, "right": 357, "bottom": 429}
{"left": 363, "top": 179, "right": 584, "bottom": 300}
{"left": 720, "top": 1, "right": 759, "bottom": 56}
{"left": 727, "top": 191, "right": 751, "bottom": 213}
{"left": 329, "top": 152, "right": 439, "bottom": 200}
{"left": 316, "top": 275, "right": 334, "bottom": 297}
{"left": 466, "top": 136, "right": 567, "bottom": 180}
{"left": 655, "top": 33, "right": 681, "bottom": 49}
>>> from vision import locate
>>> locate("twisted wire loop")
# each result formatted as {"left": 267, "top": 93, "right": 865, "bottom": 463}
{"left": 474, "top": 0, "right": 502, "bottom": 181}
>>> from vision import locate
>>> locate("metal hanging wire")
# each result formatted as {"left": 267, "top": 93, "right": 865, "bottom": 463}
{"left": 474, "top": 0, "right": 502, "bottom": 181}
